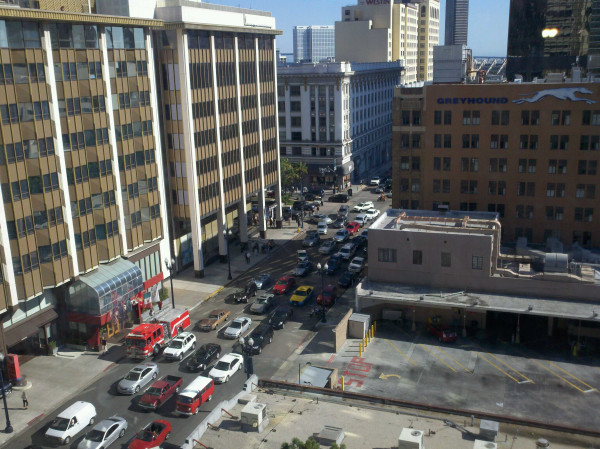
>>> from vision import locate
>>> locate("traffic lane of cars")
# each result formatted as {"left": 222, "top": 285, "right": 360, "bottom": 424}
{"left": 17, "top": 220, "right": 366, "bottom": 449}
{"left": 25, "top": 228, "right": 366, "bottom": 444}
{"left": 22, "top": 293, "right": 263, "bottom": 449}
{"left": 22, "top": 329, "right": 248, "bottom": 449}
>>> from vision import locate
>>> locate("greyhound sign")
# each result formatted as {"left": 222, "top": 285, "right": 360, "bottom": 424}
{"left": 512, "top": 87, "right": 596, "bottom": 104}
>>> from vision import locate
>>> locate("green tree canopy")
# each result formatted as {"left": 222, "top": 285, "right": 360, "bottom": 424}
{"left": 281, "top": 436, "right": 321, "bottom": 449}
{"left": 280, "top": 158, "right": 308, "bottom": 190}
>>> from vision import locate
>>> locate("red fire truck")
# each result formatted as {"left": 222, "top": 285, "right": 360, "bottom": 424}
{"left": 126, "top": 308, "right": 191, "bottom": 358}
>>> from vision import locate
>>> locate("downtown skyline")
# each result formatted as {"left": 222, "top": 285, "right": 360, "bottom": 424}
{"left": 206, "top": 0, "right": 510, "bottom": 57}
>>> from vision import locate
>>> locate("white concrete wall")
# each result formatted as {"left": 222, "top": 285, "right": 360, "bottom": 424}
{"left": 96, "top": 0, "right": 158, "bottom": 18}
{"left": 155, "top": 6, "right": 276, "bottom": 29}
{"left": 335, "top": 21, "right": 390, "bottom": 63}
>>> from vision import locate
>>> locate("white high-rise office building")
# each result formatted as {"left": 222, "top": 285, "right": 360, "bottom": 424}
{"left": 335, "top": 0, "right": 440, "bottom": 83}
{"left": 278, "top": 61, "right": 403, "bottom": 186}
{"left": 293, "top": 25, "right": 335, "bottom": 63}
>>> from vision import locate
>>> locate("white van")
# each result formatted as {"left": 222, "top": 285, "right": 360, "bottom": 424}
{"left": 45, "top": 401, "right": 97, "bottom": 445}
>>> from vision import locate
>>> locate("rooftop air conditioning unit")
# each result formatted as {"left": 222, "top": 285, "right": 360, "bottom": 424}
{"left": 398, "top": 428, "right": 423, "bottom": 449}
{"left": 240, "top": 402, "right": 269, "bottom": 432}
{"left": 474, "top": 440, "right": 497, "bottom": 449}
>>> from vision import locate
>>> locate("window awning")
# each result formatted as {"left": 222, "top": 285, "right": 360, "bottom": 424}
{"left": 4, "top": 307, "right": 58, "bottom": 348}
{"left": 78, "top": 258, "right": 143, "bottom": 298}
{"left": 67, "top": 258, "right": 143, "bottom": 316}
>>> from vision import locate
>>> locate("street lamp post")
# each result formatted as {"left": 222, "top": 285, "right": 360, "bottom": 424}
{"left": 164, "top": 258, "right": 176, "bottom": 309}
{"left": 316, "top": 262, "right": 328, "bottom": 323}
{"left": 299, "top": 177, "right": 304, "bottom": 229}
{"left": 0, "top": 354, "right": 12, "bottom": 434}
{"left": 224, "top": 228, "right": 233, "bottom": 280}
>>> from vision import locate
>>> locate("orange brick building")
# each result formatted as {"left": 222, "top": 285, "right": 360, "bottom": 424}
{"left": 392, "top": 81, "right": 600, "bottom": 247}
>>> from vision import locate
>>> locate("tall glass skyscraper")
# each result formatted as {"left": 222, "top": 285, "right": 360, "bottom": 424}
{"left": 293, "top": 25, "right": 335, "bottom": 63}
{"left": 506, "top": 0, "right": 597, "bottom": 80}
{"left": 444, "top": 0, "right": 469, "bottom": 46}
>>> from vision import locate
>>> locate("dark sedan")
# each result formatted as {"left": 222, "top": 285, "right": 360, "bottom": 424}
{"left": 338, "top": 270, "right": 358, "bottom": 288}
{"left": 269, "top": 306, "right": 293, "bottom": 330}
{"left": 186, "top": 343, "right": 222, "bottom": 372}
{"left": 327, "top": 254, "right": 342, "bottom": 275}
{"left": 331, "top": 216, "right": 348, "bottom": 228}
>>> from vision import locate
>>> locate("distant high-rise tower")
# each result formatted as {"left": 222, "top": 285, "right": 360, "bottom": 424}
{"left": 293, "top": 26, "right": 335, "bottom": 63}
{"left": 335, "top": 0, "right": 440, "bottom": 83}
{"left": 445, "top": 0, "right": 469, "bottom": 46}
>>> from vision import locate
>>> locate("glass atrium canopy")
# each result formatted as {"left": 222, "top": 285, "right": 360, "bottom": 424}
{"left": 68, "top": 258, "right": 143, "bottom": 316}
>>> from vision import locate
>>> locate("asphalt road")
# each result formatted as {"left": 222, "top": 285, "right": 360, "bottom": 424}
{"left": 12, "top": 187, "right": 387, "bottom": 449}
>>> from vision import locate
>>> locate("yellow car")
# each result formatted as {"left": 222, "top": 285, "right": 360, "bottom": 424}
{"left": 289, "top": 286, "right": 314, "bottom": 306}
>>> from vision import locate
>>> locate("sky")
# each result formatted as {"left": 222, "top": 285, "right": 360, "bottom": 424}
{"left": 205, "top": 0, "right": 510, "bottom": 57}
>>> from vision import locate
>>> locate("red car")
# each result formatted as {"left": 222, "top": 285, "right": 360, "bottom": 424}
{"left": 128, "top": 420, "right": 171, "bottom": 449}
{"left": 273, "top": 275, "right": 296, "bottom": 294}
{"left": 346, "top": 222, "right": 360, "bottom": 235}
{"left": 317, "top": 284, "right": 338, "bottom": 307}
{"left": 427, "top": 323, "right": 458, "bottom": 342}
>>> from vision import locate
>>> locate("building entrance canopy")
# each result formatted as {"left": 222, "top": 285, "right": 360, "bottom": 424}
{"left": 357, "top": 279, "right": 600, "bottom": 323}
{"left": 67, "top": 258, "right": 143, "bottom": 317}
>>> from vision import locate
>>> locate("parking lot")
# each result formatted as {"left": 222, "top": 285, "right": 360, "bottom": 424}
{"left": 326, "top": 320, "right": 600, "bottom": 430}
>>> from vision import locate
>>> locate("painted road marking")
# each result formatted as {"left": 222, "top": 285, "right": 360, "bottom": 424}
{"left": 485, "top": 352, "right": 535, "bottom": 384}
{"left": 379, "top": 373, "right": 402, "bottom": 380}
{"left": 418, "top": 344, "right": 457, "bottom": 373}
{"left": 546, "top": 361, "right": 597, "bottom": 393}
{"left": 530, "top": 359, "right": 597, "bottom": 393}
{"left": 436, "top": 347, "right": 472, "bottom": 373}
{"left": 385, "top": 339, "right": 417, "bottom": 366}
{"left": 476, "top": 352, "right": 532, "bottom": 384}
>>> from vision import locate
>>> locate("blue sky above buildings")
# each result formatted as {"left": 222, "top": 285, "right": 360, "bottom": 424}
{"left": 207, "top": 0, "right": 510, "bottom": 57}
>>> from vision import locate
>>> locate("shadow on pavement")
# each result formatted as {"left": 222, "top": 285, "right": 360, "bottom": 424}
{"left": 300, "top": 328, "right": 336, "bottom": 355}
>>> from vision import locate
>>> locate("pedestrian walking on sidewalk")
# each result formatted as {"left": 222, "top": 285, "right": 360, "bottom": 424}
{"left": 101, "top": 336, "right": 107, "bottom": 354}
{"left": 245, "top": 251, "right": 251, "bottom": 264}
{"left": 22, "top": 391, "right": 28, "bottom": 409}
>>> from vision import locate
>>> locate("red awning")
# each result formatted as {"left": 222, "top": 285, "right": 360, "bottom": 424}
{"left": 67, "top": 312, "right": 112, "bottom": 326}
{"left": 144, "top": 273, "right": 164, "bottom": 290}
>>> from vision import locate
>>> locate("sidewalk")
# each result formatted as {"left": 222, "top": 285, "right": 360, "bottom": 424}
{"left": 0, "top": 221, "right": 308, "bottom": 448}
{"left": 169, "top": 221, "right": 306, "bottom": 312}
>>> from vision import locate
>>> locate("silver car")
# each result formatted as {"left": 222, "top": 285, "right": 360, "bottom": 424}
{"left": 319, "top": 240, "right": 337, "bottom": 255}
{"left": 250, "top": 293, "right": 275, "bottom": 314}
{"left": 223, "top": 316, "right": 252, "bottom": 339}
{"left": 117, "top": 363, "right": 158, "bottom": 395}
{"left": 77, "top": 416, "right": 127, "bottom": 449}
{"left": 252, "top": 273, "right": 272, "bottom": 289}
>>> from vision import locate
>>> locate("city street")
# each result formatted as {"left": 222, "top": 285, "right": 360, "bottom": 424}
{"left": 8, "top": 186, "right": 388, "bottom": 449}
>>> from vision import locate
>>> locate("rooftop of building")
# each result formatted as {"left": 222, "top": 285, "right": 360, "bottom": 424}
{"left": 294, "top": 24, "right": 334, "bottom": 29}
{"left": 156, "top": 0, "right": 272, "bottom": 17}
{"left": 277, "top": 60, "right": 404, "bottom": 76}
{"left": 197, "top": 389, "right": 595, "bottom": 449}
{"left": 370, "top": 209, "right": 600, "bottom": 286}
{"left": 369, "top": 208, "right": 499, "bottom": 231}
{"left": 398, "top": 69, "right": 600, "bottom": 89}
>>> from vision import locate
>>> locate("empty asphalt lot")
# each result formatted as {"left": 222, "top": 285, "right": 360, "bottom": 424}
{"left": 291, "top": 320, "right": 600, "bottom": 431}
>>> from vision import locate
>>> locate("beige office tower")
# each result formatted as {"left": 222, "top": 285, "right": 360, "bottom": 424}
{"left": 0, "top": 8, "right": 169, "bottom": 353}
{"left": 0, "top": 0, "right": 282, "bottom": 355}
{"left": 336, "top": 0, "right": 440, "bottom": 83}
{"left": 145, "top": 1, "right": 282, "bottom": 279}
